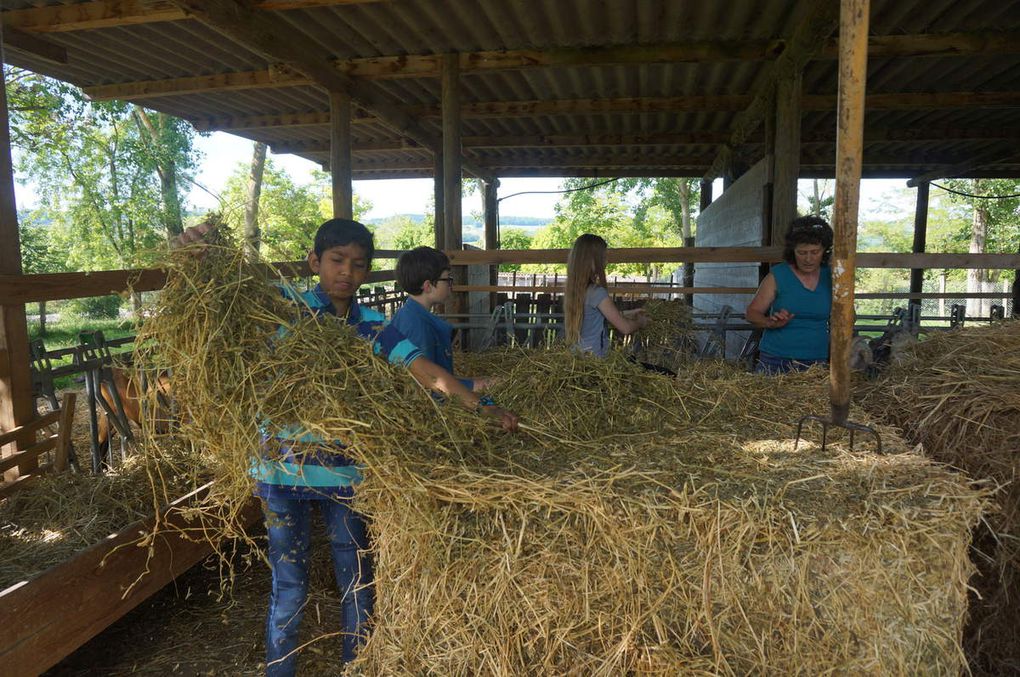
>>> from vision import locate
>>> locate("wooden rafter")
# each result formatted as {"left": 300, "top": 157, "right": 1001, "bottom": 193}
{"left": 82, "top": 30, "right": 1020, "bottom": 101}
{"left": 0, "top": 0, "right": 386, "bottom": 33}
{"left": 704, "top": 3, "right": 840, "bottom": 181}
{"left": 163, "top": 0, "right": 489, "bottom": 178}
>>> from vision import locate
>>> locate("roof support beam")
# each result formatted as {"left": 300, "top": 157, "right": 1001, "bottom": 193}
{"left": 82, "top": 31, "right": 1020, "bottom": 100}
{"left": 771, "top": 70, "right": 802, "bottom": 244}
{"left": 330, "top": 91, "right": 353, "bottom": 219}
{"left": 164, "top": 0, "right": 489, "bottom": 178}
{"left": 0, "top": 0, "right": 386, "bottom": 32}
{"left": 704, "top": 3, "right": 840, "bottom": 181}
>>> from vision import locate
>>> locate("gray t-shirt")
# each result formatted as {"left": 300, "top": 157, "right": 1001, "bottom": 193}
{"left": 577, "top": 285, "right": 610, "bottom": 357}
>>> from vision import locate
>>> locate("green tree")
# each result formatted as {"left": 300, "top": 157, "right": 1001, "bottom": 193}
{"left": 497, "top": 228, "right": 533, "bottom": 272}
{"left": 19, "top": 212, "right": 64, "bottom": 335}
{"left": 7, "top": 67, "right": 199, "bottom": 274}
{"left": 528, "top": 178, "right": 687, "bottom": 277}
{"left": 220, "top": 161, "right": 370, "bottom": 261}
{"left": 941, "top": 179, "right": 1020, "bottom": 316}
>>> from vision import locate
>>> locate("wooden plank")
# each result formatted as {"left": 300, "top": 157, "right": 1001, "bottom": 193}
{"left": 856, "top": 291, "right": 1009, "bottom": 299}
{"left": 447, "top": 246, "right": 785, "bottom": 266}
{"left": 0, "top": 438, "right": 56, "bottom": 475}
{"left": 0, "top": 484, "right": 261, "bottom": 677}
{"left": 855, "top": 252, "right": 1020, "bottom": 269}
{"left": 0, "top": 472, "right": 39, "bottom": 499}
{"left": 453, "top": 284, "right": 757, "bottom": 295}
{"left": 0, "top": 266, "right": 395, "bottom": 304}
{"left": 1, "top": 0, "right": 385, "bottom": 32}
{"left": 0, "top": 408, "right": 61, "bottom": 447}
{"left": 54, "top": 392, "right": 77, "bottom": 473}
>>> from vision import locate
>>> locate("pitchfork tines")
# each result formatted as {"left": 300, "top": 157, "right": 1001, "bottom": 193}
{"left": 794, "top": 413, "right": 883, "bottom": 454}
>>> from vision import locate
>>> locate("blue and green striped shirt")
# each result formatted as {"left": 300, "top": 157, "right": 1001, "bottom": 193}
{"left": 252, "top": 284, "right": 422, "bottom": 500}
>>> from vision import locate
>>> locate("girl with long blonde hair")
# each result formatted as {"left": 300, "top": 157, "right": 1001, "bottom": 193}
{"left": 564, "top": 233, "right": 648, "bottom": 356}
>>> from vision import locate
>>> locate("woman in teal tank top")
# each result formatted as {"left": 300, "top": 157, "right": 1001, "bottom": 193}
{"left": 746, "top": 217, "right": 834, "bottom": 374}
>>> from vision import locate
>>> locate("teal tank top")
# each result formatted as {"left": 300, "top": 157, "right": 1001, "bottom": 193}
{"left": 758, "top": 262, "right": 831, "bottom": 360}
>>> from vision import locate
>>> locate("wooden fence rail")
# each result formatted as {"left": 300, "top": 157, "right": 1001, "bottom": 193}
{"left": 1, "top": 249, "right": 1019, "bottom": 304}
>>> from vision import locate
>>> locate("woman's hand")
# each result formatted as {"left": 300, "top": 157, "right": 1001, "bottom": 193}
{"left": 765, "top": 309, "right": 795, "bottom": 328}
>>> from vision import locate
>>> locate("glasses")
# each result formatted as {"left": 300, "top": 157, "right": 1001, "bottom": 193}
{"left": 435, "top": 276, "right": 455, "bottom": 286}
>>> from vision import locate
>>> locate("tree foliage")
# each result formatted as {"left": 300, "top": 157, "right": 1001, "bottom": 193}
{"left": 525, "top": 178, "right": 697, "bottom": 276}
{"left": 219, "top": 160, "right": 370, "bottom": 261}
{"left": 7, "top": 67, "right": 198, "bottom": 271}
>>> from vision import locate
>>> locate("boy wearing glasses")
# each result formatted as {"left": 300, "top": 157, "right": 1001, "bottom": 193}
{"left": 392, "top": 246, "right": 494, "bottom": 392}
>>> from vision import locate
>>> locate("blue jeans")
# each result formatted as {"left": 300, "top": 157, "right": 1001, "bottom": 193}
{"left": 755, "top": 351, "right": 827, "bottom": 375}
{"left": 263, "top": 495, "right": 374, "bottom": 676}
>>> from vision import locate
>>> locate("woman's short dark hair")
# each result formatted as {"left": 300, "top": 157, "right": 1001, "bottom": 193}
{"left": 314, "top": 218, "right": 375, "bottom": 262}
{"left": 783, "top": 216, "right": 834, "bottom": 266}
{"left": 397, "top": 246, "right": 451, "bottom": 295}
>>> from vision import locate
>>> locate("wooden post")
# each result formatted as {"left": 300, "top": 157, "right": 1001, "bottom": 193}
{"left": 0, "top": 67, "right": 34, "bottom": 481}
{"left": 329, "top": 90, "right": 353, "bottom": 219}
{"left": 829, "top": 0, "right": 870, "bottom": 424}
{"left": 483, "top": 178, "right": 499, "bottom": 250}
{"left": 909, "top": 181, "right": 930, "bottom": 316}
{"left": 699, "top": 179, "right": 713, "bottom": 212}
{"left": 442, "top": 53, "right": 464, "bottom": 314}
{"left": 772, "top": 71, "right": 803, "bottom": 245}
{"left": 433, "top": 151, "right": 444, "bottom": 250}
{"left": 483, "top": 177, "right": 500, "bottom": 314}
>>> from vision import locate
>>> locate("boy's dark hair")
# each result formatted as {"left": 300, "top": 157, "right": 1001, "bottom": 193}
{"left": 314, "top": 218, "right": 375, "bottom": 262}
{"left": 783, "top": 215, "right": 834, "bottom": 266}
{"left": 396, "top": 246, "right": 451, "bottom": 295}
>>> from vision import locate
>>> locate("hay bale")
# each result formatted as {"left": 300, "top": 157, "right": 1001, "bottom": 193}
{"left": 350, "top": 352, "right": 986, "bottom": 675}
{"left": 0, "top": 448, "right": 196, "bottom": 590}
{"left": 860, "top": 321, "right": 1020, "bottom": 674}
{"left": 139, "top": 243, "right": 988, "bottom": 674}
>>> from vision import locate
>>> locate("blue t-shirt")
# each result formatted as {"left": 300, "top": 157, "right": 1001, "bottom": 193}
{"left": 252, "top": 284, "right": 423, "bottom": 500}
{"left": 576, "top": 285, "right": 610, "bottom": 357}
{"left": 759, "top": 262, "right": 832, "bottom": 361}
{"left": 390, "top": 297, "right": 473, "bottom": 391}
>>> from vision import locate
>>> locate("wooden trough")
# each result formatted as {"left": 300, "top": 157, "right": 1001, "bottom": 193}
{"left": 0, "top": 483, "right": 259, "bottom": 677}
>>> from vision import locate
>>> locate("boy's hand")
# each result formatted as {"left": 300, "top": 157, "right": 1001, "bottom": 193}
{"left": 171, "top": 221, "right": 217, "bottom": 252}
{"left": 481, "top": 404, "right": 519, "bottom": 432}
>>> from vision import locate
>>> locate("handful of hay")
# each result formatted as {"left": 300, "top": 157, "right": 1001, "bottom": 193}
{"left": 860, "top": 321, "right": 1020, "bottom": 673}
{"left": 630, "top": 299, "right": 696, "bottom": 371}
{"left": 138, "top": 241, "right": 988, "bottom": 674}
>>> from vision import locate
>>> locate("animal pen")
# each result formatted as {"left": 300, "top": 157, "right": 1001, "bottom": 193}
{"left": 0, "top": 0, "right": 1019, "bottom": 675}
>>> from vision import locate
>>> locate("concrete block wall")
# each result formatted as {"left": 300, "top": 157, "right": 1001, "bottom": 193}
{"left": 693, "top": 161, "right": 766, "bottom": 357}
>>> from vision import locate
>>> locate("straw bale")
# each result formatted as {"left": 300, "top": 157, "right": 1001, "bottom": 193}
{"left": 351, "top": 354, "right": 986, "bottom": 675}
{"left": 860, "top": 321, "right": 1020, "bottom": 674}
{"left": 0, "top": 443, "right": 196, "bottom": 590}
{"left": 137, "top": 242, "right": 988, "bottom": 675}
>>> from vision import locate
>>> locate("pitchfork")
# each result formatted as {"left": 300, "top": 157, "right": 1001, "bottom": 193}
{"left": 794, "top": 0, "right": 882, "bottom": 455}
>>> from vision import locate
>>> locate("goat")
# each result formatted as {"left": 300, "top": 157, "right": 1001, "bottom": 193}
{"left": 96, "top": 367, "right": 173, "bottom": 460}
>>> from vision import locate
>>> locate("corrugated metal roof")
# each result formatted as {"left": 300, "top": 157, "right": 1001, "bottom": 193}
{"left": 2, "top": 0, "right": 1018, "bottom": 179}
